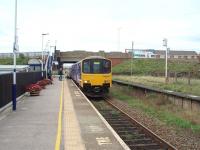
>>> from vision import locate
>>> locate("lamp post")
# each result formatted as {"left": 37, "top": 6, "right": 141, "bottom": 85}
{"left": 163, "top": 38, "right": 168, "bottom": 83}
{"left": 41, "top": 33, "right": 49, "bottom": 78}
{"left": 12, "top": 0, "right": 18, "bottom": 111}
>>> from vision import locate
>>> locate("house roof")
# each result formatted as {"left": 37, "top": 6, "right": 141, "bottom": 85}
{"left": 155, "top": 50, "right": 198, "bottom": 55}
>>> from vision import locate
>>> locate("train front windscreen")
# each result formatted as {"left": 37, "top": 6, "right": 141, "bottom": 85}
{"left": 82, "top": 59, "right": 111, "bottom": 74}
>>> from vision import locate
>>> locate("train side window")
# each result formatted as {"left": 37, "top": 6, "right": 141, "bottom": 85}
{"left": 103, "top": 60, "right": 111, "bottom": 73}
{"left": 83, "top": 60, "right": 90, "bottom": 73}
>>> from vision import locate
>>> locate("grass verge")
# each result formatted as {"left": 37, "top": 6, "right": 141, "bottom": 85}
{"left": 110, "top": 85, "right": 200, "bottom": 133}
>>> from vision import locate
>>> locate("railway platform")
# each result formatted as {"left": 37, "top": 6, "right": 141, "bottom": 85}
{"left": 0, "top": 78, "right": 63, "bottom": 150}
{"left": 0, "top": 78, "right": 129, "bottom": 150}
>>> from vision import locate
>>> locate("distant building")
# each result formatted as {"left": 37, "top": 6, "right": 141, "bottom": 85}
{"left": 125, "top": 49, "right": 198, "bottom": 60}
{"left": 28, "top": 59, "right": 42, "bottom": 71}
{"left": 105, "top": 52, "right": 131, "bottom": 66}
{"left": 125, "top": 49, "right": 156, "bottom": 58}
{"left": 155, "top": 50, "right": 198, "bottom": 59}
{"left": 0, "top": 51, "right": 48, "bottom": 58}
{"left": 0, "top": 65, "right": 30, "bottom": 74}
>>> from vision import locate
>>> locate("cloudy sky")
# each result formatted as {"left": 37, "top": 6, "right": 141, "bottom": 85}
{"left": 0, "top": 0, "right": 200, "bottom": 53}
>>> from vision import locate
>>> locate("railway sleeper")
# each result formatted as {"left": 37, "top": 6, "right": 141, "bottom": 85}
{"left": 112, "top": 128, "right": 138, "bottom": 133}
{"left": 102, "top": 114, "right": 123, "bottom": 118}
{"left": 111, "top": 124, "right": 135, "bottom": 127}
{"left": 105, "top": 118, "right": 127, "bottom": 121}
{"left": 114, "top": 126, "right": 137, "bottom": 130}
{"left": 120, "top": 133, "right": 146, "bottom": 139}
{"left": 107, "top": 120, "right": 130, "bottom": 124}
{"left": 129, "top": 143, "right": 161, "bottom": 150}
{"left": 124, "top": 138, "right": 154, "bottom": 144}
{"left": 117, "top": 130, "right": 142, "bottom": 135}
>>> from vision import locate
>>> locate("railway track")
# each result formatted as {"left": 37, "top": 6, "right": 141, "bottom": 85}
{"left": 91, "top": 97, "right": 177, "bottom": 150}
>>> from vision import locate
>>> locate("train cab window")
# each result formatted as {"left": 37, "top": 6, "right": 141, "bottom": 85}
{"left": 93, "top": 61, "right": 101, "bottom": 73}
{"left": 83, "top": 59, "right": 111, "bottom": 74}
{"left": 83, "top": 60, "right": 91, "bottom": 73}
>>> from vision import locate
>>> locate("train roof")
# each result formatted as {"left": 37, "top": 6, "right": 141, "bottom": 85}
{"left": 72, "top": 56, "right": 110, "bottom": 66}
{"left": 83, "top": 56, "right": 106, "bottom": 59}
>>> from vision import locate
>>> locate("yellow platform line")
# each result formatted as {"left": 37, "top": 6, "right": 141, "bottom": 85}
{"left": 55, "top": 81, "right": 64, "bottom": 150}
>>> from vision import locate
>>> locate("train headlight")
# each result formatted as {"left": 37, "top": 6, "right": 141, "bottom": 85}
{"left": 104, "top": 80, "right": 110, "bottom": 83}
{"left": 84, "top": 80, "right": 90, "bottom": 83}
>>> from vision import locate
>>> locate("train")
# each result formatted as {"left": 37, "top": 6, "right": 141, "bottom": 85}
{"left": 69, "top": 56, "right": 112, "bottom": 97}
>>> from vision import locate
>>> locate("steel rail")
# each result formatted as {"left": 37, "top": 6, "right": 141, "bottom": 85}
{"left": 104, "top": 97, "right": 177, "bottom": 150}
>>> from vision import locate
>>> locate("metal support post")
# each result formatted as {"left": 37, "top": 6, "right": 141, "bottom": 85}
{"left": 131, "top": 41, "right": 134, "bottom": 77}
{"left": 12, "top": 0, "right": 18, "bottom": 111}
{"left": 163, "top": 38, "right": 168, "bottom": 83}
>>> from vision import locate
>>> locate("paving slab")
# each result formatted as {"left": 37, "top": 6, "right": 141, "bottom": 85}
{"left": 0, "top": 79, "right": 62, "bottom": 150}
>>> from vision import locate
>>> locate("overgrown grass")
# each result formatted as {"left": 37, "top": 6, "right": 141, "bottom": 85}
{"left": 113, "top": 75, "right": 200, "bottom": 96}
{"left": 112, "top": 58, "right": 200, "bottom": 75}
{"left": 110, "top": 85, "right": 200, "bottom": 133}
{"left": 0, "top": 55, "right": 29, "bottom": 65}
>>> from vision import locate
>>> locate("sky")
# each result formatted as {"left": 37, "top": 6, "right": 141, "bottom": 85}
{"left": 0, "top": 0, "right": 200, "bottom": 53}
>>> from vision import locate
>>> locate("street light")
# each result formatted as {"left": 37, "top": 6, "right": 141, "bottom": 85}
{"left": 163, "top": 38, "right": 168, "bottom": 83}
{"left": 41, "top": 33, "right": 49, "bottom": 78}
{"left": 12, "top": 0, "right": 18, "bottom": 111}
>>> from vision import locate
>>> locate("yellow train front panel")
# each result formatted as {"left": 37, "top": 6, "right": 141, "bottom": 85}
{"left": 80, "top": 73, "right": 112, "bottom": 88}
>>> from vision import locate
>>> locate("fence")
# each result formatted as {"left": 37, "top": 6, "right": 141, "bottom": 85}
{"left": 0, "top": 71, "right": 44, "bottom": 109}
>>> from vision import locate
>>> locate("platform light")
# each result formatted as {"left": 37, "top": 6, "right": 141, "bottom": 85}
{"left": 163, "top": 38, "right": 168, "bottom": 83}
{"left": 41, "top": 33, "right": 49, "bottom": 78}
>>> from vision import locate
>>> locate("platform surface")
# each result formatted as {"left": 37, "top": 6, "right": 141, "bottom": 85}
{"left": 0, "top": 78, "right": 128, "bottom": 150}
{"left": 64, "top": 79, "right": 128, "bottom": 150}
{"left": 0, "top": 79, "right": 63, "bottom": 150}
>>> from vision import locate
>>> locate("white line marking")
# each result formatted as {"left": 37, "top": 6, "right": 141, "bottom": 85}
{"left": 96, "top": 137, "right": 112, "bottom": 145}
